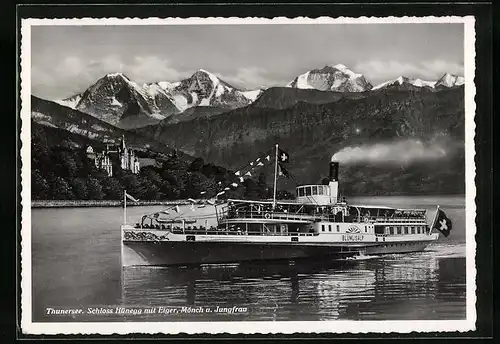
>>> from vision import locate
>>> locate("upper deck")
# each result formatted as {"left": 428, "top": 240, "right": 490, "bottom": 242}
{"left": 216, "top": 199, "right": 428, "bottom": 225}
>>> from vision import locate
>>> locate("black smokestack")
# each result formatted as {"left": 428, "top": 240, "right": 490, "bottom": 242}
{"left": 329, "top": 161, "right": 339, "bottom": 182}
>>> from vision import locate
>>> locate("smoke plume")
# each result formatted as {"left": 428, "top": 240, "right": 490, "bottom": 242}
{"left": 331, "top": 139, "right": 449, "bottom": 165}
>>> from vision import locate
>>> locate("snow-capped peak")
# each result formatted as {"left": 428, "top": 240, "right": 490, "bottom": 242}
{"left": 54, "top": 93, "right": 82, "bottom": 110}
{"left": 241, "top": 89, "right": 264, "bottom": 102}
{"left": 197, "top": 69, "right": 220, "bottom": 86}
{"left": 333, "top": 64, "right": 362, "bottom": 78}
{"left": 197, "top": 68, "right": 214, "bottom": 75}
{"left": 372, "top": 76, "right": 436, "bottom": 90}
{"left": 286, "top": 64, "right": 372, "bottom": 92}
{"left": 435, "top": 73, "right": 465, "bottom": 88}
{"left": 104, "top": 72, "right": 129, "bottom": 80}
{"left": 413, "top": 78, "right": 437, "bottom": 88}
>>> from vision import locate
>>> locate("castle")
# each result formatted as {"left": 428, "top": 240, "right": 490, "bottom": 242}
{"left": 86, "top": 136, "right": 140, "bottom": 177}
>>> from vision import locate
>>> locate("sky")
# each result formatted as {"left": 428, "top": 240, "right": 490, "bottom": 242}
{"left": 30, "top": 23, "right": 464, "bottom": 100}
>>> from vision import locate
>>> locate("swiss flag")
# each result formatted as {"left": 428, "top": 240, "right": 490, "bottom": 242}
{"left": 432, "top": 208, "right": 453, "bottom": 237}
{"left": 278, "top": 148, "right": 289, "bottom": 163}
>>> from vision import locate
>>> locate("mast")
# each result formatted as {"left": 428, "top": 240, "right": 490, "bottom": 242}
{"left": 123, "top": 189, "right": 127, "bottom": 225}
{"left": 429, "top": 205, "right": 440, "bottom": 235}
{"left": 273, "top": 143, "right": 279, "bottom": 209}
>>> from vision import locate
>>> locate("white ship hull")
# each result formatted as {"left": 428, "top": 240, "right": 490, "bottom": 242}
{"left": 121, "top": 227, "right": 438, "bottom": 266}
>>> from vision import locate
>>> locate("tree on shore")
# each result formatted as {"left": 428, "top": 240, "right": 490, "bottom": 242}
{"left": 31, "top": 128, "right": 296, "bottom": 201}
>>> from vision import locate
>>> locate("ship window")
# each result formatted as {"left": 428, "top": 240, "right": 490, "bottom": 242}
{"left": 389, "top": 227, "right": 394, "bottom": 235}
{"left": 305, "top": 187, "right": 312, "bottom": 196}
{"left": 312, "top": 186, "right": 318, "bottom": 195}
{"left": 397, "top": 226, "right": 402, "bottom": 235}
{"left": 336, "top": 225, "right": 340, "bottom": 232}
{"left": 329, "top": 225, "right": 332, "bottom": 232}
{"left": 318, "top": 186, "right": 324, "bottom": 195}
{"left": 365, "top": 226, "right": 367, "bottom": 232}
{"left": 404, "top": 227, "right": 409, "bottom": 234}
{"left": 298, "top": 187, "right": 305, "bottom": 197}
{"left": 321, "top": 225, "right": 325, "bottom": 232}
{"left": 411, "top": 226, "right": 415, "bottom": 234}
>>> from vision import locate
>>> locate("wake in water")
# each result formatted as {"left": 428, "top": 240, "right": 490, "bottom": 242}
{"left": 425, "top": 242, "right": 466, "bottom": 258}
{"left": 344, "top": 252, "right": 379, "bottom": 261}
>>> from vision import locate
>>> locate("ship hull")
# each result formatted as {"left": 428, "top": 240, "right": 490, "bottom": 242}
{"left": 122, "top": 240, "right": 433, "bottom": 266}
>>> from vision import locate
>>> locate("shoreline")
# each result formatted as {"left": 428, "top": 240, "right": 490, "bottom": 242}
{"left": 31, "top": 200, "right": 193, "bottom": 208}
{"left": 31, "top": 194, "right": 465, "bottom": 209}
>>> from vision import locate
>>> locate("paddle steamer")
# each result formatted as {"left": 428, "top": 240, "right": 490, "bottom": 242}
{"left": 121, "top": 145, "right": 451, "bottom": 266}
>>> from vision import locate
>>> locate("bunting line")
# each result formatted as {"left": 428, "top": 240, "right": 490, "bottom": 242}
{"left": 202, "top": 147, "right": 275, "bottom": 199}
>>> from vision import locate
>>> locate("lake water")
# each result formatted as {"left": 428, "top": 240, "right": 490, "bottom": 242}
{"left": 31, "top": 195, "right": 467, "bottom": 322}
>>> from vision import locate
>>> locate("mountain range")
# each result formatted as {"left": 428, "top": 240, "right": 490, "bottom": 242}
{"left": 286, "top": 64, "right": 373, "bottom": 92}
{"left": 50, "top": 65, "right": 464, "bottom": 129}
{"left": 32, "top": 63, "right": 466, "bottom": 196}
{"left": 133, "top": 86, "right": 465, "bottom": 195}
{"left": 55, "top": 70, "right": 262, "bottom": 129}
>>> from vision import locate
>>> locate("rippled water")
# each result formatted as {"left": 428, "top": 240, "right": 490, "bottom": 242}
{"left": 31, "top": 196, "right": 467, "bottom": 322}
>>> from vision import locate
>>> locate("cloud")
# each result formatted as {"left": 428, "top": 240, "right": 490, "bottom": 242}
{"left": 355, "top": 59, "right": 464, "bottom": 82}
{"left": 32, "top": 55, "right": 99, "bottom": 99}
{"left": 420, "top": 60, "right": 464, "bottom": 76}
{"left": 128, "top": 56, "right": 187, "bottom": 84}
{"left": 87, "top": 55, "right": 124, "bottom": 74}
{"left": 220, "top": 67, "right": 284, "bottom": 90}
{"left": 31, "top": 54, "right": 187, "bottom": 99}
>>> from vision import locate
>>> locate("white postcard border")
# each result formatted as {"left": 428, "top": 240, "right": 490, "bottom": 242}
{"left": 20, "top": 15, "right": 477, "bottom": 335}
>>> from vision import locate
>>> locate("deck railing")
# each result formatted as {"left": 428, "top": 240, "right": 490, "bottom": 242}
{"left": 220, "top": 211, "right": 330, "bottom": 222}
{"left": 167, "top": 228, "right": 319, "bottom": 237}
{"left": 373, "top": 217, "right": 427, "bottom": 223}
{"left": 218, "top": 212, "right": 426, "bottom": 224}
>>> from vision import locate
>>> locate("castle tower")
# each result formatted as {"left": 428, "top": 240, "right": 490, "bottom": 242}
{"left": 86, "top": 146, "right": 99, "bottom": 169}
{"left": 120, "top": 135, "right": 128, "bottom": 170}
{"left": 134, "top": 156, "right": 140, "bottom": 174}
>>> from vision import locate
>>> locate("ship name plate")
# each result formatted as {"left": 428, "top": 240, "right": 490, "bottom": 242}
{"left": 342, "top": 234, "right": 364, "bottom": 242}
